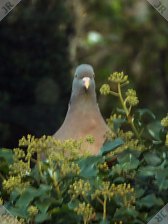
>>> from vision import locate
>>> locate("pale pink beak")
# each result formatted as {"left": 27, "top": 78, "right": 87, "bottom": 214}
{"left": 82, "top": 77, "right": 90, "bottom": 89}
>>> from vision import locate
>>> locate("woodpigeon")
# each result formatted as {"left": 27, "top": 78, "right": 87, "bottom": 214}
{"left": 53, "top": 64, "right": 109, "bottom": 154}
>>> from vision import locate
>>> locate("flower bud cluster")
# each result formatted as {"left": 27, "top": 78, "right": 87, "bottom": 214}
{"left": 3, "top": 176, "right": 22, "bottom": 193}
{"left": 74, "top": 202, "right": 95, "bottom": 223}
{"left": 9, "top": 161, "right": 30, "bottom": 177}
{"left": 92, "top": 182, "right": 135, "bottom": 206}
{"left": 3, "top": 176, "right": 29, "bottom": 193}
{"left": 100, "top": 84, "right": 111, "bottom": 95}
{"left": 27, "top": 206, "right": 38, "bottom": 216}
{"left": 115, "top": 183, "right": 135, "bottom": 207}
{"left": 98, "top": 162, "right": 109, "bottom": 172}
{"left": 92, "top": 181, "right": 114, "bottom": 200}
{"left": 13, "top": 148, "right": 25, "bottom": 159}
{"left": 68, "top": 179, "right": 91, "bottom": 199}
{"left": 60, "top": 162, "right": 80, "bottom": 176}
{"left": 107, "top": 114, "right": 123, "bottom": 130}
{"left": 108, "top": 72, "right": 128, "bottom": 84}
{"left": 126, "top": 89, "right": 139, "bottom": 106}
{"left": 47, "top": 138, "right": 84, "bottom": 162}
{"left": 85, "top": 135, "right": 95, "bottom": 144}
{"left": 161, "top": 114, "right": 168, "bottom": 127}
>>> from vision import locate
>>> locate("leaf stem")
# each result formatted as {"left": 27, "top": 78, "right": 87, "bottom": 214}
{"left": 117, "top": 83, "right": 129, "bottom": 116}
{"left": 96, "top": 196, "right": 104, "bottom": 206}
{"left": 110, "top": 91, "right": 119, "bottom": 97}
{"left": 52, "top": 172, "right": 61, "bottom": 195}
{"left": 103, "top": 196, "right": 107, "bottom": 220}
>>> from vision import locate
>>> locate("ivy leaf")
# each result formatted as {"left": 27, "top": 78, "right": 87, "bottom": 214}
{"left": 15, "top": 185, "right": 51, "bottom": 208}
{"left": 8, "top": 206, "right": 27, "bottom": 218}
{"left": 35, "top": 213, "right": 50, "bottom": 223}
{"left": 35, "top": 199, "right": 52, "bottom": 214}
{"left": 99, "top": 138, "right": 124, "bottom": 156}
{"left": 118, "top": 153, "right": 140, "bottom": 170}
{"left": 99, "top": 219, "right": 110, "bottom": 224}
{"left": 135, "top": 108, "right": 156, "bottom": 122}
{"left": 137, "top": 194, "right": 164, "bottom": 208}
{"left": 15, "top": 187, "right": 40, "bottom": 208}
{"left": 147, "top": 121, "right": 162, "bottom": 141}
{"left": 78, "top": 156, "right": 103, "bottom": 178}
{"left": 138, "top": 166, "right": 157, "bottom": 177}
{"left": 114, "top": 207, "right": 138, "bottom": 218}
{"left": 113, "top": 118, "right": 126, "bottom": 132}
{"left": 0, "top": 148, "right": 13, "bottom": 164}
{"left": 154, "top": 169, "right": 168, "bottom": 191}
{"left": 144, "top": 152, "right": 161, "bottom": 166}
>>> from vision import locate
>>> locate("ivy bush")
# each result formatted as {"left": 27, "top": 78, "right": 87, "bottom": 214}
{"left": 0, "top": 72, "right": 168, "bottom": 224}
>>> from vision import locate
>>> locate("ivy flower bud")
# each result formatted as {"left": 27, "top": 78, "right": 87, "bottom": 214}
{"left": 27, "top": 206, "right": 38, "bottom": 217}
{"left": 68, "top": 179, "right": 91, "bottom": 199}
{"left": 74, "top": 202, "right": 95, "bottom": 223}
{"left": 161, "top": 114, "right": 168, "bottom": 127}
{"left": 108, "top": 72, "right": 128, "bottom": 84}
{"left": 85, "top": 135, "right": 95, "bottom": 144}
{"left": 126, "top": 89, "right": 139, "bottom": 106}
{"left": 100, "top": 84, "right": 111, "bottom": 95}
{"left": 3, "top": 176, "right": 22, "bottom": 193}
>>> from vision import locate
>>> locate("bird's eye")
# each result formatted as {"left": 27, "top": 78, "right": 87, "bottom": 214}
{"left": 93, "top": 73, "right": 95, "bottom": 78}
{"left": 75, "top": 74, "right": 77, "bottom": 78}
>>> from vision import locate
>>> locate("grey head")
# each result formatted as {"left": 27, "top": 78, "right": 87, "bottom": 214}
{"left": 70, "top": 64, "right": 96, "bottom": 103}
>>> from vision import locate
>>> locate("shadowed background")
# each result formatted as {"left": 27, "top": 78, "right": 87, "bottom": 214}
{"left": 0, "top": 0, "right": 168, "bottom": 148}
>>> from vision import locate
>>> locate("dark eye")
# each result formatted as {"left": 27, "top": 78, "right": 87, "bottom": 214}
{"left": 75, "top": 73, "right": 77, "bottom": 78}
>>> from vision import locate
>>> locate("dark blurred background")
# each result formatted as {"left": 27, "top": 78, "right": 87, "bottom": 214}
{"left": 0, "top": 0, "right": 168, "bottom": 148}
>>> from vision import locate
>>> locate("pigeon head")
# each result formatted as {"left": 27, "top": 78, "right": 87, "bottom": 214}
{"left": 71, "top": 64, "right": 96, "bottom": 102}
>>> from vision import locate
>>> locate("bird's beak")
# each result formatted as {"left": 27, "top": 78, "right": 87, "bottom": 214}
{"left": 82, "top": 77, "right": 90, "bottom": 89}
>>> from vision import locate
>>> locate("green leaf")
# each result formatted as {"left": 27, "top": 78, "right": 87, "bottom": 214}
{"left": 116, "top": 108, "right": 126, "bottom": 115}
{"left": 144, "top": 152, "right": 161, "bottom": 166}
{"left": 0, "top": 148, "right": 13, "bottom": 164}
{"left": 137, "top": 194, "right": 164, "bottom": 208}
{"left": 78, "top": 156, "right": 103, "bottom": 178}
{"left": 8, "top": 206, "right": 27, "bottom": 218}
{"left": 138, "top": 166, "right": 157, "bottom": 177}
{"left": 114, "top": 207, "right": 138, "bottom": 218}
{"left": 10, "top": 189, "right": 20, "bottom": 203}
{"left": 154, "top": 169, "right": 168, "bottom": 190}
{"left": 15, "top": 187, "right": 39, "bottom": 208}
{"left": 147, "top": 121, "right": 162, "bottom": 141}
{"left": 35, "top": 213, "right": 50, "bottom": 223}
{"left": 135, "top": 108, "right": 156, "bottom": 122}
{"left": 99, "top": 219, "right": 110, "bottom": 224}
{"left": 68, "top": 200, "right": 80, "bottom": 210}
{"left": 113, "top": 177, "right": 126, "bottom": 184}
{"left": 35, "top": 199, "right": 52, "bottom": 213}
{"left": 113, "top": 118, "right": 126, "bottom": 132}
{"left": 15, "top": 185, "right": 51, "bottom": 208}
{"left": 117, "top": 153, "right": 140, "bottom": 170}
{"left": 135, "top": 188, "right": 145, "bottom": 199}
{"left": 99, "top": 138, "right": 124, "bottom": 156}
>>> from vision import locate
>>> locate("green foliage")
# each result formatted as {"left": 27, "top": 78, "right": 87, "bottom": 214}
{"left": 0, "top": 72, "right": 168, "bottom": 223}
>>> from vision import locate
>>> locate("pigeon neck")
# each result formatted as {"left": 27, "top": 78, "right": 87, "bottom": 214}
{"left": 70, "top": 92, "right": 97, "bottom": 108}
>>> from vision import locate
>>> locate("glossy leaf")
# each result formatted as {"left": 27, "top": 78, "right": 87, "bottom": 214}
{"left": 99, "top": 138, "right": 124, "bottom": 156}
